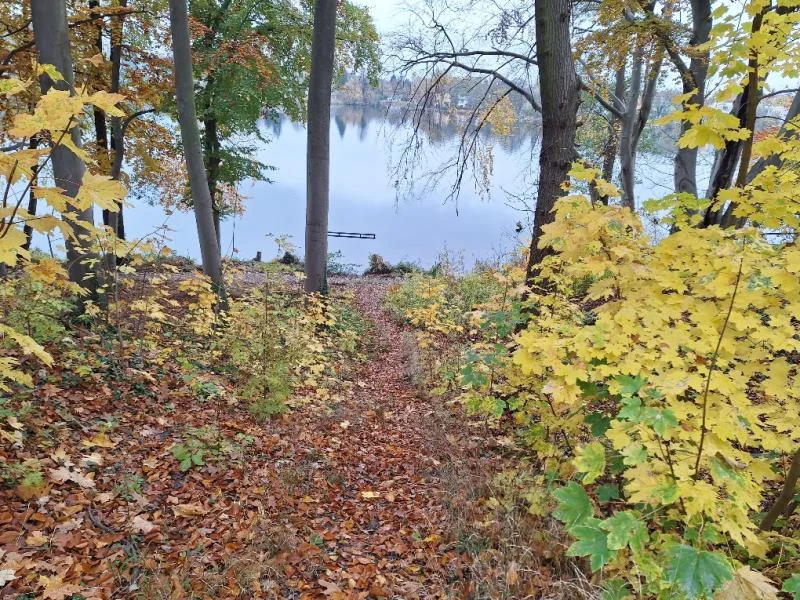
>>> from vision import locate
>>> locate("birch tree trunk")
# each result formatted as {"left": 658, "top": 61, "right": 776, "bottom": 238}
{"left": 168, "top": 0, "right": 225, "bottom": 298}
{"left": 31, "top": 0, "right": 97, "bottom": 302}
{"left": 304, "top": 0, "right": 337, "bottom": 294}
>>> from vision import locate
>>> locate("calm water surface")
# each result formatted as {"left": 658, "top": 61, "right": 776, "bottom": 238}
{"left": 125, "top": 107, "right": 537, "bottom": 271}
{"left": 118, "top": 106, "right": 677, "bottom": 270}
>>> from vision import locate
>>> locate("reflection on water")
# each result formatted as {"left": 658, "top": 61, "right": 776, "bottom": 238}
{"left": 125, "top": 105, "right": 539, "bottom": 270}
{"left": 267, "top": 105, "right": 536, "bottom": 155}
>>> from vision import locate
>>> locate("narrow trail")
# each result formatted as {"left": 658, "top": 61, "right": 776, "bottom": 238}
{"left": 0, "top": 277, "right": 498, "bottom": 599}
{"left": 268, "top": 279, "right": 475, "bottom": 598}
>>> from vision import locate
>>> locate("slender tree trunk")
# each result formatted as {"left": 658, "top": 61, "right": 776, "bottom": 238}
{"left": 673, "top": 0, "right": 711, "bottom": 198}
{"left": 168, "top": 0, "right": 225, "bottom": 298}
{"left": 746, "top": 88, "right": 800, "bottom": 183}
{"left": 88, "top": 0, "right": 117, "bottom": 301}
{"left": 31, "top": 0, "right": 97, "bottom": 303}
{"left": 108, "top": 0, "right": 128, "bottom": 241}
{"left": 22, "top": 137, "right": 39, "bottom": 251}
{"left": 620, "top": 47, "right": 643, "bottom": 210}
{"left": 704, "top": 8, "right": 765, "bottom": 228}
{"left": 304, "top": 0, "right": 337, "bottom": 294}
{"left": 89, "top": 0, "right": 111, "bottom": 229}
{"left": 526, "top": 0, "right": 580, "bottom": 278}
{"left": 599, "top": 66, "right": 626, "bottom": 204}
{"left": 760, "top": 448, "right": 800, "bottom": 531}
{"left": 701, "top": 91, "right": 747, "bottom": 227}
{"left": 203, "top": 116, "right": 223, "bottom": 253}
{"left": 633, "top": 55, "right": 662, "bottom": 150}
{"left": 592, "top": 67, "right": 624, "bottom": 206}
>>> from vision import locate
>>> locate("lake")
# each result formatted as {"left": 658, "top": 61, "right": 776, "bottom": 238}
{"left": 124, "top": 105, "right": 539, "bottom": 272}
{"left": 28, "top": 106, "right": 677, "bottom": 272}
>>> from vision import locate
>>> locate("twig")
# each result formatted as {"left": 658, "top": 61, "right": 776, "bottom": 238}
{"left": 693, "top": 254, "right": 745, "bottom": 478}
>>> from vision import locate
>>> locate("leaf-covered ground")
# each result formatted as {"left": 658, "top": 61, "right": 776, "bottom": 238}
{"left": 1, "top": 278, "right": 562, "bottom": 599}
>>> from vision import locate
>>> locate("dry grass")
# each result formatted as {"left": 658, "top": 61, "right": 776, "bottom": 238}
{"left": 133, "top": 520, "right": 311, "bottom": 599}
{"left": 412, "top": 357, "right": 597, "bottom": 599}
{"left": 436, "top": 453, "right": 597, "bottom": 599}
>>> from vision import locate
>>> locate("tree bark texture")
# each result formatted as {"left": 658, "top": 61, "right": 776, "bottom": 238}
{"left": 304, "top": 0, "right": 337, "bottom": 294}
{"left": 526, "top": 0, "right": 580, "bottom": 279}
{"left": 673, "top": 0, "right": 711, "bottom": 197}
{"left": 31, "top": 0, "right": 97, "bottom": 301}
{"left": 167, "top": 0, "right": 225, "bottom": 297}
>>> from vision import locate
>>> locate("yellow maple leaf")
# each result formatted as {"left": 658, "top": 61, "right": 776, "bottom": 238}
{"left": 81, "top": 432, "right": 117, "bottom": 449}
{"left": 38, "top": 572, "right": 81, "bottom": 600}
{"left": 10, "top": 89, "right": 83, "bottom": 138}
{"left": 715, "top": 567, "right": 779, "bottom": 600}
{"left": 0, "top": 227, "right": 28, "bottom": 267}
{"left": 73, "top": 172, "right": 126, "bottom": 211}
{"left": 85, "top": 90, "right": 126, "bottom": 117}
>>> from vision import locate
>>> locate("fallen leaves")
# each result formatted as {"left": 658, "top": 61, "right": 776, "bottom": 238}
{"left": 0, "top": 568, "right": 16, "bottom": 586}
{"left": 0, "top": 279, "right": 491, "bottom": 598}
{"left": 38, "top": 572, "right": 81, "bottom": 600}
{"left": 24, "top": 531, "right": 48, "bottom": 547}
{"left": 131, "top": 514, "right": 157, "bottom": 534}
{"left": 48, "top": 466, "right": 96, "bottom": 488}
{"left": 81, "top": 432, "right": 117, "bottom": 449}
{"left": 172, "top": 503, "right": 208, "bottom": 518}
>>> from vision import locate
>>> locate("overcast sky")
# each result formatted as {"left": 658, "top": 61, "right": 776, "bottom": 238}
{"left": 358, "top": 0, "right": 403, "bottom": 34}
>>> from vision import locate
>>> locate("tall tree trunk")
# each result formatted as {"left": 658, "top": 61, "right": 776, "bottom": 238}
{"left": 88, "top": 0, "right": 117, "bottom": 301}
{"left": 704, "top": 92, "right": 747, "bottom": 210}
{"left": 168, "top": 0, "right": 225, "bottom": 298}
{"left": 620, "top": 47, "right": 643, "bottom": 210}
{"left": 304, "top": 0, "right": 337, "bottom": 294}
{"left": 31, "top": 0, "right": 97, "bottom": 303}
{"left": 704, "top": 8, "right": 766, "bottom": 228}
{"left": 22, "top": 137, "right": 39, "bottom": 251}
{"left": 598, "top": 66, "right": 626, "bottom": 204}
{"left": 673, "top": 0, "right": 712, "bottom": 198}
{"left": 526, "top": 0, "right": 580, "bottom": 278}
{"left": 203, "top": 116, "right": 222, "bottom": 253}
{"left": 108, "top": 0, "right": 128, "bottom": 241}
{"left": 213, "top": 208, "right": 221, "bottom": 253}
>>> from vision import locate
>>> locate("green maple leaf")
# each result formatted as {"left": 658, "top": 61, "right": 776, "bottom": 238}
{"left": 553, "top": 482, "right": 593, "bottom": 528}
{"left": 618, "top": 396, "right": 643, "bottom": 421}
{"left": 574, "top": 442, "right": 606, "bottom": 484}
{"left": 600, "top": 511, "right": 648, "bottom": 553}
{"left": 596, "top": 483, "right": 621, "bottom": 504}
{"left": 614, "top": 374, "right": 645, "bottom": 396}
{"left": 665, "top": 544, "right": 732, "bottom": 598}
{"left": 566, "top": 518, "right": 613, "bottom": 571}
{"left": 602, "top": 579, "right": 631, "bottom": 600}
{"left": 783, "top": 574, "right": 800, "bottom": 599}
{"left": 585, "top": 411, "right": 612, "bottom": 436}
{"left": 642, "top": 407, "right": 678, "bottom": 436}
{"left": 652, "top": 478, "right": 679, "bottom": 504}
{"left": 622, "top": 442, "right": 647, "bottom": 466}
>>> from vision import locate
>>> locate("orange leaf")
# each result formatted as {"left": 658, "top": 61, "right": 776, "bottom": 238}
{"left": 172, "top": 503, "right": 208, "bottom": 518}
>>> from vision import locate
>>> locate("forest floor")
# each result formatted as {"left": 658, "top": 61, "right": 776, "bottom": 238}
{"left": 0, "top": 277, "right": 571, "bottom": 599}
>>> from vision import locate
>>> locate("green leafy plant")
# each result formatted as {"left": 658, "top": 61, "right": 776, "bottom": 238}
{"left": 171, "top": 443, "right": 205, "bottom": 472}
